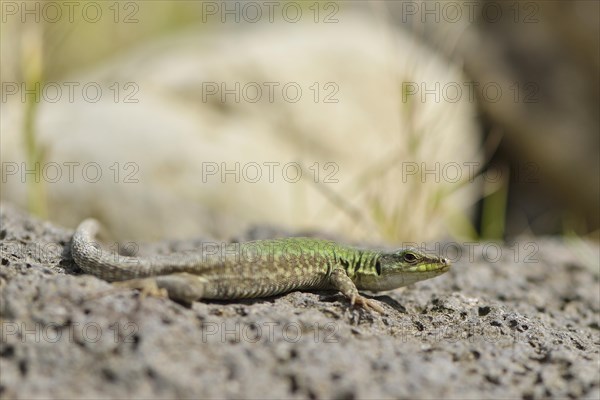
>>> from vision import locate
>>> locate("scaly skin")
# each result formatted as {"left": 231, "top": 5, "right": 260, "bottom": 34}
{"left": 71, "top": 219, "right": 450, "bottom": 313}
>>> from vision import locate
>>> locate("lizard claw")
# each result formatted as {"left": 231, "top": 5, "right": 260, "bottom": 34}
{"left": 351, "top": 295, "right": 386, "bottom": 314}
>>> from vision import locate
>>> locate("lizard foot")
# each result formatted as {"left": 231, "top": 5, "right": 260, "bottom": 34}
{"left": 351, "top": 294, "right": 385, "bottom": 314}
{"left": 112, "top": 278, "right": 169, "bottom": 300}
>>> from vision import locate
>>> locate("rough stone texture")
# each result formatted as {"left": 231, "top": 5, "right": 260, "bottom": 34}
{"left": 1, "top": 203, "right": 599, "bottom": 399}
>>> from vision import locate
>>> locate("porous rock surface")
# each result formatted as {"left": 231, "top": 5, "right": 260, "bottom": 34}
{"left": 1, "top": 204, "right": 598, "bottom": 399}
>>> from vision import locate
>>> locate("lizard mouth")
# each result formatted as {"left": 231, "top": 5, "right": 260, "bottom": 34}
{"left": 408, "top": 262, "right": 450, "bottom": 273}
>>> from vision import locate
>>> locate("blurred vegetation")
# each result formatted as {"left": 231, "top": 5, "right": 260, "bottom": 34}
{"left": 3, "top": 0, "right": 597, "bottom": 243}
{"left": 20, "top": 24, "right": 47, "bottom": 217}
{"left": 6, "top": 2, "right": 214, "bottom": 218}
{"left": 4, "top": 1, "right": 483, "bottom": 244}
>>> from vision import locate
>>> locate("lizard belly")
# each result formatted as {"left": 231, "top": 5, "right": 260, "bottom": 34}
{"left": 200, "top": 271, "right": 331, "bottom": 299}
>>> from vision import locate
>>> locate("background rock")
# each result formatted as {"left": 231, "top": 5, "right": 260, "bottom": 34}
{"left": 1, "top": 11, "right": 480, "bottom": 243}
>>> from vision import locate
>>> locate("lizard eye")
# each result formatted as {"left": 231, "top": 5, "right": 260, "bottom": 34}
{"left": 403, "top": 252, "right": 417, "bottom": 263}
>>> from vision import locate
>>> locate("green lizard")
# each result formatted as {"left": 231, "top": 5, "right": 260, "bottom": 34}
{"left": 71, "top": 219, "right": 450, "bottom": 313}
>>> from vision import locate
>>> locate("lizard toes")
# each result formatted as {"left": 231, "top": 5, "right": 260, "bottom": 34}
{"left": 353, "top": 296, "right": 385, "bottom": 314}
{"left": 113, "top": 279, "right": 169, "bottom": 299}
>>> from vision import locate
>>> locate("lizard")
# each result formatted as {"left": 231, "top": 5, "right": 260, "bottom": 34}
{"left": 71, "top": 218, "right": 451, "bottom": 313}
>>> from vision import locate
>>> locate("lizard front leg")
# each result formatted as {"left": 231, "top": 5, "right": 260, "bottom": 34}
{"left": 329, "top": 269, "right": 385, "bottom": 314}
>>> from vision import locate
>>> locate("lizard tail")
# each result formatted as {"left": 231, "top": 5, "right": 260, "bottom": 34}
{"left": 71, "top": 218, "right": 208, "bottom": 281}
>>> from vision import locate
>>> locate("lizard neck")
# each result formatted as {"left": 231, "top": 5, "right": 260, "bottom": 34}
{"left": 332, "top": 246, "right": 381, "bottom": 280}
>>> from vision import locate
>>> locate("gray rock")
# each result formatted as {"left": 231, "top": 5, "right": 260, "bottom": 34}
{"left": 1, "top": 203, "right": 598, "bottom": 399}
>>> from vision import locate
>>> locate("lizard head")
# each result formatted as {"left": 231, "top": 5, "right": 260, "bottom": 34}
{"left": 356, "top": 248, "right": 450, "bottom": 291}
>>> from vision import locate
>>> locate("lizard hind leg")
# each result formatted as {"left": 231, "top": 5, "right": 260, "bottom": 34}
{"left": 113, "top": 273, "right": 209, "bottom": 303}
